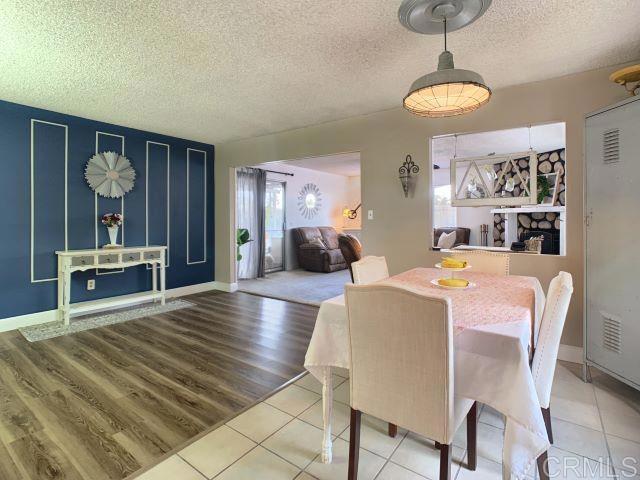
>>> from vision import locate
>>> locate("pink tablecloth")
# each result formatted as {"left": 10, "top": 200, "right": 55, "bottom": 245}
{"left": 382, "top": 268, "right": 544, "bottom": 341}
{"left": 305, "top": 267, "right": 548, "bottom": 480}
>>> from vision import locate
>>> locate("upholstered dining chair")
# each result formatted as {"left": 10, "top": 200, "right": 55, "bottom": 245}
{"left": 350, "top": 255, "right": 396, "bottom": 436}
{"left": 344, "top": 284, "right": 477, "bottom": 480}
{"left": 450, "top": 249, "right": 510, "bottom": 276}
{"left": 351, "top": 255, "right": 389, "bottom": 285}
{"left": 532, "top": 271, "right": 574, "bottom": 448}
{"left": 338, "top": 234, "right": 362, "bottom": 282}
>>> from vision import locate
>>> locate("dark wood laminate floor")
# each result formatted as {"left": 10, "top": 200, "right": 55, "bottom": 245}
{"left": 0, "top": 291, "right": 318, "bottom": 480}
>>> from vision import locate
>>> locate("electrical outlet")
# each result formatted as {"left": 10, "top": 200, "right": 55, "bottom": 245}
{"left": 87, "top": 279, "right": 95, "bottom": 291}
{"left": 367, "top": 209, "right": 374, "bottom": 220}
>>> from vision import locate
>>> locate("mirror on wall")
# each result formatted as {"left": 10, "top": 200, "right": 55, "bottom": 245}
{"left": 431, "top": 122, "right": 567, "bottom": 255}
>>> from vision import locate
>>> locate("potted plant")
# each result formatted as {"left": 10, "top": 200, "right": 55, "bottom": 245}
{"left": 237, "top": 228, "right": 252, "bottom": 260}
{"left": 102, "top": 213, "right": 123, "bottom": 247}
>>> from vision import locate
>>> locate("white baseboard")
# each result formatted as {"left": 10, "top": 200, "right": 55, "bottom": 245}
{"left": 0, "top": 280, "right": 239, "bottom": 333}
{"left": 0, "top": 309, "right": 59, "bottom": 332}
{"left": 558, "top": 344, "right": 583, "bottom": 364}
{"left": 212, "top": 281, "right": 238, "bottom": 292}
{"left": 166, "top": 281, "right": 219, "bottom": 298}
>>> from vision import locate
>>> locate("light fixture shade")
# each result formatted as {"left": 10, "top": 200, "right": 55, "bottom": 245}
{"left": 404, "top": 67, "right": 491, "bottom": 118}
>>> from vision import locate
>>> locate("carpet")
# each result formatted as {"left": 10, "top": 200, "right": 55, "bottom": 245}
{"left": 19, "top": 299, "right": 195, "bottom": 342}
{"left": 239, "top": 269, "right": 351, "bottom": 306}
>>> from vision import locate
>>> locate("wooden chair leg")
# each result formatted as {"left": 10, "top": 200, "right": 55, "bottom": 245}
{"left": 542, "top": 407, "right": 553, "bottom": 444}
{"left": 348, "top": 409, "right": 361, "bottom": 480}
{"left": 439, "top": 443, "right": 452, "bottom": 480}
{"left": 466, "top": 402, "right": 477, "bottom": 471}
{"left": 388, "top": 423, "right": 397, "bottom": 438}
{"left": 537, "top": 450, "right": 549, "bottom": 480}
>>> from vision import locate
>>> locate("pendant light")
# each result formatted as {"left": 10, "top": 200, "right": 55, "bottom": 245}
{"left": 399, "top": 0, "right": 492, "bottom": 118}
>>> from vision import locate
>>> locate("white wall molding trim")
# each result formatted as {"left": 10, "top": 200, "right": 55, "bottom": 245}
{"left": 1, "top": 281, "right": 238, "bottom": 332}
{"left": 186, "top": 147, "right": 207, "bottom": 265}
{"left": 146, "top": 141, "right": 171, "bottom": 269}
{"left": 558, "top": 344, "right": 583, "bottom": 364}
{"left": 95, "top": 131, "right": 126, "bottom": 275}
{"left": 30, "top": 118, "right": 68, "bottom": 283}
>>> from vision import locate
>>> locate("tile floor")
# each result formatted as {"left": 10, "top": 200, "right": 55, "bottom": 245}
{"left": 135, "top": 362, "right": 640, "bottom": 480}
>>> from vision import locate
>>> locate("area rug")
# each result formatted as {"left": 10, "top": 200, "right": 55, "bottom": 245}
{"left": 19, "top": 299, "right": 195, "bottom": 342}
{"left": 239, "top": 269, "right": 351, "bottom": 306}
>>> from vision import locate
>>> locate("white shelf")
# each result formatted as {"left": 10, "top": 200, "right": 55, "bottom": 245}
{"left": 69, "top": 291, "right": 163, "bottom": 316}
{"left": 491, "top": 206, "right": 566, "bottom": 214}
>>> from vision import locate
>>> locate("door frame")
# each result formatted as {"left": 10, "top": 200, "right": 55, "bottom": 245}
{"left": 264, "top": 179, "right": 287, "bottom": 274}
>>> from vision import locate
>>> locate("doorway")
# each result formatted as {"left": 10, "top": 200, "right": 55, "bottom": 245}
{"left": 265, "top": 179, "right": 286, "bottom": 273}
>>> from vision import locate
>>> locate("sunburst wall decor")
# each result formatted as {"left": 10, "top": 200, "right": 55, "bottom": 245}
{"left": 85, "top": 151, "right": 136, "bottom": 198}
{"left": 297, "top": 183, "right": 322, "bottom": 219}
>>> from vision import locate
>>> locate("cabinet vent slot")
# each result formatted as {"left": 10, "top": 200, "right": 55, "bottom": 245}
{"left": 601, "top": 312, "right": 622, "bottom": 353}
{"left": 603, "top": 128, "right": 620, "bottom": 164}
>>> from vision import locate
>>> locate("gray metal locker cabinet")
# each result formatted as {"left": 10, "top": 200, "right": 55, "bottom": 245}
{"left": 584, "top": 95, "right": 640, "bottom": 390}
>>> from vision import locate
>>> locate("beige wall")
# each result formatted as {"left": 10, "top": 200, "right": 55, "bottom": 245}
{"left": 216, "top": 63, "right": 632, "bottom": 347}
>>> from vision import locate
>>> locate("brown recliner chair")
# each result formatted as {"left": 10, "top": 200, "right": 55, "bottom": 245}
{"left": 292, "top": 227, "right": 347, "bottom": 273}
{"left": 338, "top": 234, "right": 362, "bottom": 282}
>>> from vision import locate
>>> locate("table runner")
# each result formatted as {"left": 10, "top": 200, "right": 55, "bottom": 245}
{"left": 382, "top": 268, "right": 544, "bottom": 342}
{"left": 304, "top": 267, "right": 548, "bottom": 480}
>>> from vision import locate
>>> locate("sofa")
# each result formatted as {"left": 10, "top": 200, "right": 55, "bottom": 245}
{"left": 433, "top": 227, "right": 470, "bottom": 248}
{"left": 292, "top": 227, "right": 347, "bottom": 273}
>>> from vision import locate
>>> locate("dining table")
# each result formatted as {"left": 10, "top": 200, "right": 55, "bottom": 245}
{"left": 304, "top": 267, "right": 549, "bottom": 480}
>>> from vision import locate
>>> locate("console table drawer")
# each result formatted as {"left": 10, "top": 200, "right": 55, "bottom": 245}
{"left": 144, "top": 251, "right": 162, "bottom": 261}
{"left": 98, "top": 254, "right": 119, "bottom": 265}
{"left": 123, "top": 252, "right": 141, "bottom": 262}
{"left": 71, "top": 256, "right": 95, "bottom": 267}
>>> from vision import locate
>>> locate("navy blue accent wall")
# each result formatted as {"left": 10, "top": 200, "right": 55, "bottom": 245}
{"left": 0, "top": 99, "right": 215, "bottom": 321}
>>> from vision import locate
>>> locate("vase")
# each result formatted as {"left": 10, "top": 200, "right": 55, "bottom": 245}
{"left": 107, "top": 226, "right": 119, "bottom": 246}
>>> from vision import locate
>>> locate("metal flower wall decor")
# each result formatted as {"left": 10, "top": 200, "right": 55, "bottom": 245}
{"left": 399, "top": 154, "right": 420, "bottom": 197}
{"left": 297, "top": 183, "right": 322, "bottom": 219}
{"left": 85, "top": 151, "right": 136, "bottom": 198}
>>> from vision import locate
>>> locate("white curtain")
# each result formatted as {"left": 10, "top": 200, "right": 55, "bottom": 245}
{"left": 236, "top": 167, "right": 266, "bottom": 279}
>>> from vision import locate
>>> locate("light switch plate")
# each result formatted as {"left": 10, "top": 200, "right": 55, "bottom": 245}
{"left": 367, "top": 210, "right": 374, "bottom": 220}
{"left": 87, "top": 279, "right": 95, "bottom": 290}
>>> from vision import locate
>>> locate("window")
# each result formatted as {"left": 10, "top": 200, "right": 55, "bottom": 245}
{"left": 433, "top": 184, "right": 456, "bottom": 228}
{"left": 430, "top": 122, "right": 567, "bottom": 254}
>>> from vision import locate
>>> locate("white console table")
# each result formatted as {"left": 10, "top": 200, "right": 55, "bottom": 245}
{"left": 56, "top": 246, "right": 167, "bottom": 325}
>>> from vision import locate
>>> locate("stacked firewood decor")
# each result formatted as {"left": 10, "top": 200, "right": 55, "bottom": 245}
{"left": 493, "top": 149, "right": 565, "bottom": 247}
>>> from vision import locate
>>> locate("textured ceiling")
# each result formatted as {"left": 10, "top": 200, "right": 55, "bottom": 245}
{"left": 269, "top": 152, "right": 361, "bottom": 177}
{"left": 1, "top": 1, "right": 639, "bottom": 144}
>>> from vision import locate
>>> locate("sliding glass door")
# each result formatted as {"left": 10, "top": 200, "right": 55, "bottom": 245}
{"left": 264, "top": 180, "right": 286, "bottom": 273}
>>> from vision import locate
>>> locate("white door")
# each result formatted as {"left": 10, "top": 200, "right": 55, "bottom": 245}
{"left": 585, "top": 97, "right": 640, "bottom": 388}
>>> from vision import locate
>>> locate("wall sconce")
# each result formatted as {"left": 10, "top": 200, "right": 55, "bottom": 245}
{"left": 343, "top": 204, "right": 361, "bottom": 220}
{"left": 399, "top": 154, "right": 419, "bottom": 198}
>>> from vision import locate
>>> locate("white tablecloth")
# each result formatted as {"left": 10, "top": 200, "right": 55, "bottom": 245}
{"left": 304, "top": 271, "right": 548, "bottom": 480}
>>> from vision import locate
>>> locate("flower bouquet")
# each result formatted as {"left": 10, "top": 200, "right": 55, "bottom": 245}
{"left": 102, "top": 213, "right": 123, "bottom": 247}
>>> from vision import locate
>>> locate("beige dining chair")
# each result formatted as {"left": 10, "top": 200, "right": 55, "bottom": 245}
{"left": 450, "top": 249, "right": 510, "bottom": 276}
{"left": 531, "top": 271, "right": 573, "bottom": 477}
{"left": 349, "top": 255, "right": 397, "bottom": 437}
{"left": 351, "top": 255, "right": 389, "bottom": 284}
{"left": 345, "top": 284, "right": 477, "bottom": 480}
